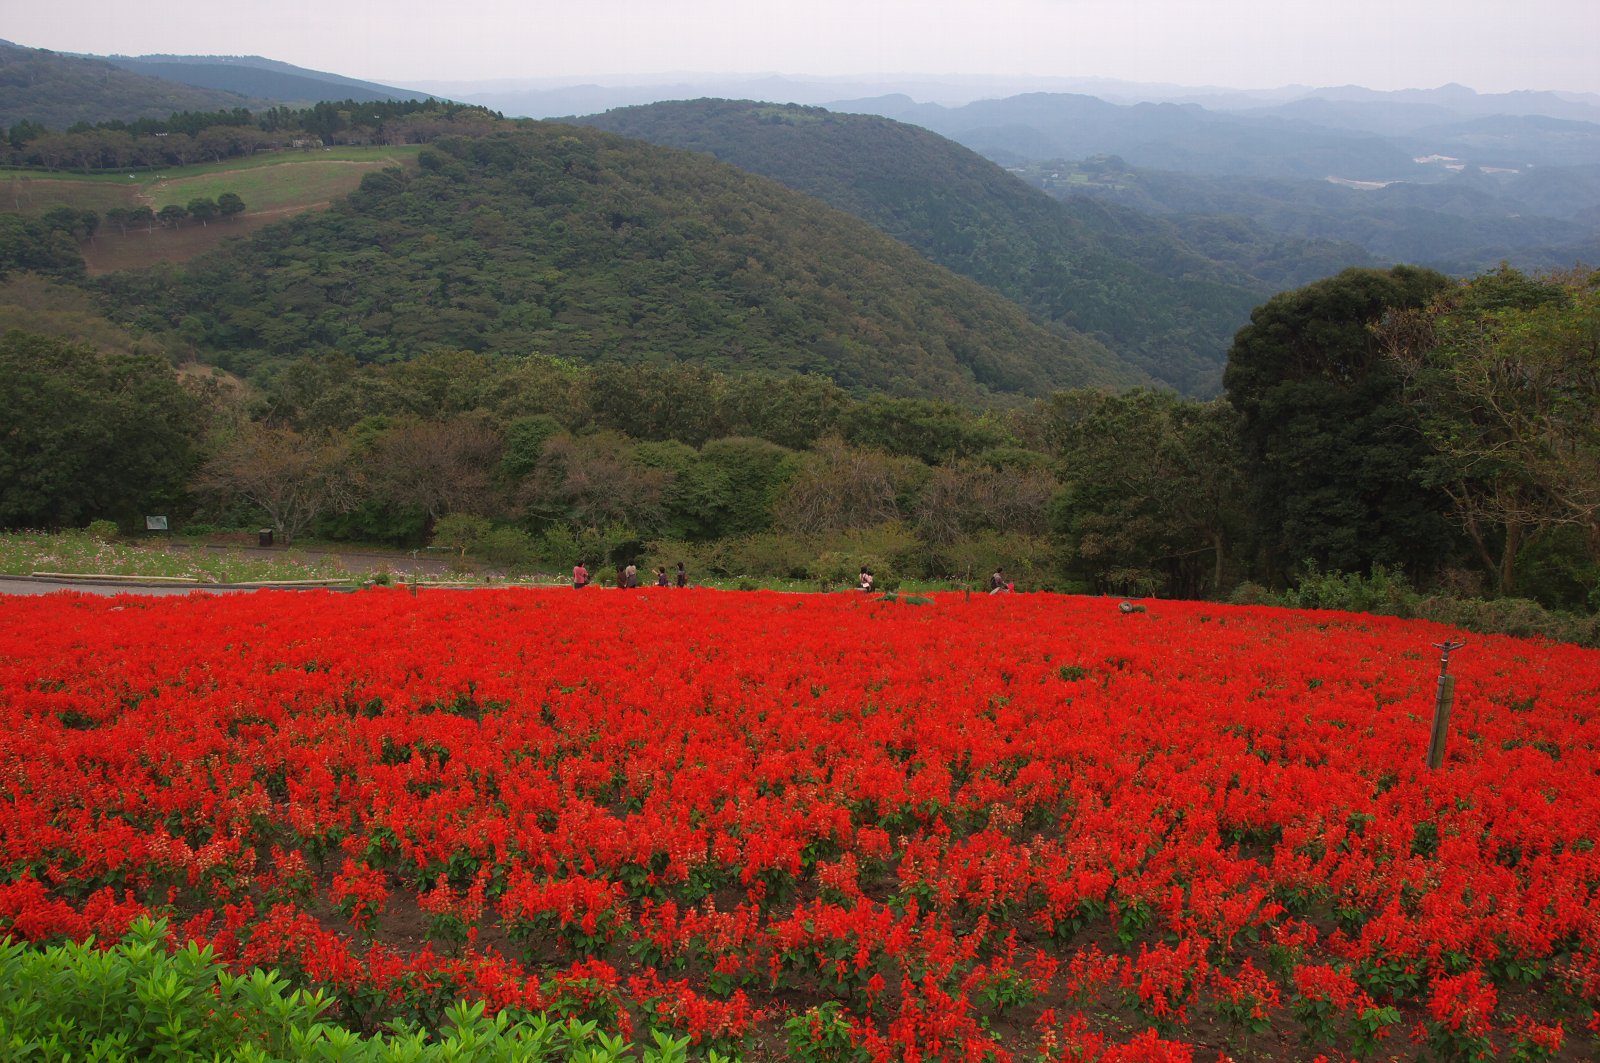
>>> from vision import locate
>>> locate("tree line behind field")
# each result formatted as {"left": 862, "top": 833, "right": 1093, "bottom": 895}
{"left": 3, "top": 264, "right": 1597, "bottom": 626}
{"left": 3, "top": 98, "right": 502, "bottom": 173}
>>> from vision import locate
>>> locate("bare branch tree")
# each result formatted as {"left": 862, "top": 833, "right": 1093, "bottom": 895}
{"left": 195, "top": 424, "right": 359, "bottom": 545}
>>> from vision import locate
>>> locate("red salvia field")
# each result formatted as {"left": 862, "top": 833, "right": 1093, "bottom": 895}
{"left": 1, "top": 586, "right": 1597, "bottom": 1061}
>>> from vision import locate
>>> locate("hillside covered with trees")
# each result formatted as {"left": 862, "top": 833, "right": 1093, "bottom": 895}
{"left": 0, "top": 40, "right": 269, "bottom": 129}
{"left": 576, "top": 99, "right": 1268, "bottom": 395}
{"left": 97, "top": 124, "right": 1145, "bottom": 403}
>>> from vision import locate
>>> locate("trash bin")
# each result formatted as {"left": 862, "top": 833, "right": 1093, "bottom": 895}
{"left": 259, "top": 529, "right": 274, "bottom": 547}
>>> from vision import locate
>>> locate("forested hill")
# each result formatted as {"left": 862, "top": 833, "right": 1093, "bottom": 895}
{"left": 100, "top": 55, "right": 431, "bottom": 106}
{"left": 573, "top": 99, "right": 1267, "bottom": 395}
{"left": 0, "top": 41, "right": 267, "bottom": 128}
{"left": 102, "top": 123, "right": 1147, "bottom": 403}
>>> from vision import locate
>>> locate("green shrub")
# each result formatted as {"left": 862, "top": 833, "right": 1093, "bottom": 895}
{"left": 538, "top": 523, "right": 638, "bottom": 572}
{"left": 85, "top": 519, "right": 119, "bottom": 542}
{"left": 1280, "top": 562, "right": 1415, "bottom": 616}
{"left": 1227, "top": 581, "right": 1274, "bottom": 606}
{"left": 430, "top": 513, "right": 492, "bottom": 560}
{"left": 0, "top": 919, "right": 735, "bottom": 1062}
{"left": 1414, "top": 595, "right": 1600, "bottom": 648}
{"left": 1229, "top": 566, "right": 1600, "bottom": 649}
{"left": 783, "top": 1002, "right": 869, "bottom": 1063}
{"left": 722, "top": 531, "right": 817, "bottom": 580}
{"left": 808, "top": 550, "right": 898, "bottom": 592}
{"left": 933, "top": 531, "right": 1059, "bottom": 590}
{"left": 476, "top": 526, "right": 536, "bottom": 568}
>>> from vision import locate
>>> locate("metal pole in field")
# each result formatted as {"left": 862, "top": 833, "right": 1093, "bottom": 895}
{"left": 1426, "top": 640, "right": 1467, "bottom": 770}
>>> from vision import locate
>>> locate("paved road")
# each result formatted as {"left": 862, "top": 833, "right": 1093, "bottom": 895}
{"left": 164, "top": 542, "right": 455, "bottom": 577}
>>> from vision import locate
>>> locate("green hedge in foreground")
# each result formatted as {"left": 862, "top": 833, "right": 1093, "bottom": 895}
{"left": 0, "top": 920, "right": 733, "bottom": 1062}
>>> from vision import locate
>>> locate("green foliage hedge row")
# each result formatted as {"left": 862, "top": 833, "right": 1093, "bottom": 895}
{"left": 0, "top": 920, "right": 731, "bottom": 1063}
{"left": 1231, "top": 564, "right": 1600, "bottom": 648}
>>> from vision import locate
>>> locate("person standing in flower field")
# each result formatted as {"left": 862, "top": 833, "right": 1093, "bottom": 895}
{"left": 676, "top": 561, "right": 687, "bottom": 588}
{"left": 572, "top": 560, "right": 589, "bottom": 589}
{"left": 654, "top": 566, "right": 669, "bottom": 587}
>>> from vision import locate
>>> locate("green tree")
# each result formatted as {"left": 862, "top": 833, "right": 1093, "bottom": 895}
{"left": 431, "top": 511, "right": 493, "bottom": 562}
{"left": 840, "top": 395, "right": 1008, "bottom": 465}
{"left": 724, "top": 373, "right": 848, "bottom": 449}
{"left": 0, "top": 215, "right": 85, "bottom": 280}
{"left": 773, "top": 436, "right": 921, "bottom": 534}
{"left": 186, "top": 196, "right": 219, "bottom": 227}
{"left": 519, "top": 431, "right": 670, "bottom": 535}
{"left": 1379, "top": 267, "right": 1600, "bottom": 596}
{"left": 914, "top": 454, "right": 1057, "bottom": 548}
{"left": 157, "top": 203, "right": 188, "bottom": 229}
{"left": 697, "top": 436, "right": 794, "bottom": 538}
{"left": 501, "top": 414, "right": 565, "bottom": 482}
{"left": 586, "top": 362, "right": 728, "bottom": 446}
{"left": 42, "top": 206, "right": 99, "bottom": 244}
{"left": 216, "top": 191, "right": 246, "bottom": 220}
{"left": 634, "top": 435, "right": 795, "bottom": 541}
{"left": 0, "top": 331, "right": 198, "bottom": 528}
{"left": 1049, "top": 389, "right": 1245, "bottom": 597}
{"left": 1224, "top": 265, "right": 1457, "bottom": 584}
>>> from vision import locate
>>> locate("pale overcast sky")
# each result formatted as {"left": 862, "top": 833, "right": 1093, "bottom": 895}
{"left": 8, "top": 0, "right": 1598, "bottom": 95}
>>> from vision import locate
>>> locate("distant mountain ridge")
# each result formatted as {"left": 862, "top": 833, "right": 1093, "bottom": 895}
{"left": 846, "top": 92, "right": 1600, "bottom": 181}
{"left": 412, "top": 73, "right": 1600, "bottom": 124}
{"left": 0, "top": 40, "right": 440, "bottom": 129}
{"left": 101, "top": 54, "right": 438, "bottom": 107}
{"left": 0, "top": 40, "right": 265, "bottom": 127}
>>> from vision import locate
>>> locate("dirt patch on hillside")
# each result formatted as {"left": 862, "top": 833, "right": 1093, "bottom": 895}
{"left": 81, "top": 208, "right": 327, "bottom": 274}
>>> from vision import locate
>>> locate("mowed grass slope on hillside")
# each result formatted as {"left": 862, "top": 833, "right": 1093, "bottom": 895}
{"left": 2, "top": 147, "right": 423, "bottom": 273}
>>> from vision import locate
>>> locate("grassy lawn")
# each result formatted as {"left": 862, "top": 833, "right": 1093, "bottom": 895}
{"left": 142, "top": 148, "right": 422, "bottom": 211}
{"left": 1, "top": 145, "right": 424, "bottom": 215}
{"left": 0, "top": 531, "right": 351, "bottom": 584}
{"left": 3, "top": 146, "right": 427, "bottom": 273}
{"left": 1, "top": 174, "right": 143, "bottom": 213}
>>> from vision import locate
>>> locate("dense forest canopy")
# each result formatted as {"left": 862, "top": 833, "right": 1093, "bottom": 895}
{"left": 0, "top": 41, "right": 266, "bottom": 129}
{"left": 575, "top": 99, "right": 1263, "bottom": 396}
{"left": 94, "top": 124, "right": 1143, "bottom": 403}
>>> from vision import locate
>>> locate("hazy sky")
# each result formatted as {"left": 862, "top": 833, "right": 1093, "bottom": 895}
{"left": 9, "top": 0, "right": 1598, "bottom": 95}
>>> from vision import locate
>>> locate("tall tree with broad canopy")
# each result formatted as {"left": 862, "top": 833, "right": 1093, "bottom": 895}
{"left": 1377, "top": 266, "right": 1600, "bottom": 596}
{"left": 1224, "top": 265, "right": 1456, "bottom": 584}
{"left": 194, "top": 423, "right": 358, "bottom": 545}
{"left": 1048, "top": 388, "right": 1244, "bottom": 598}
{"left": 0, "top": 330, "right": 197, "bottom": 528}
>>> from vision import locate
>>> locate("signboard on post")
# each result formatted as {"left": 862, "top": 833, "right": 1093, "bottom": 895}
{"left": 145, "top": 516, "right": 169, "bottom": 533}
